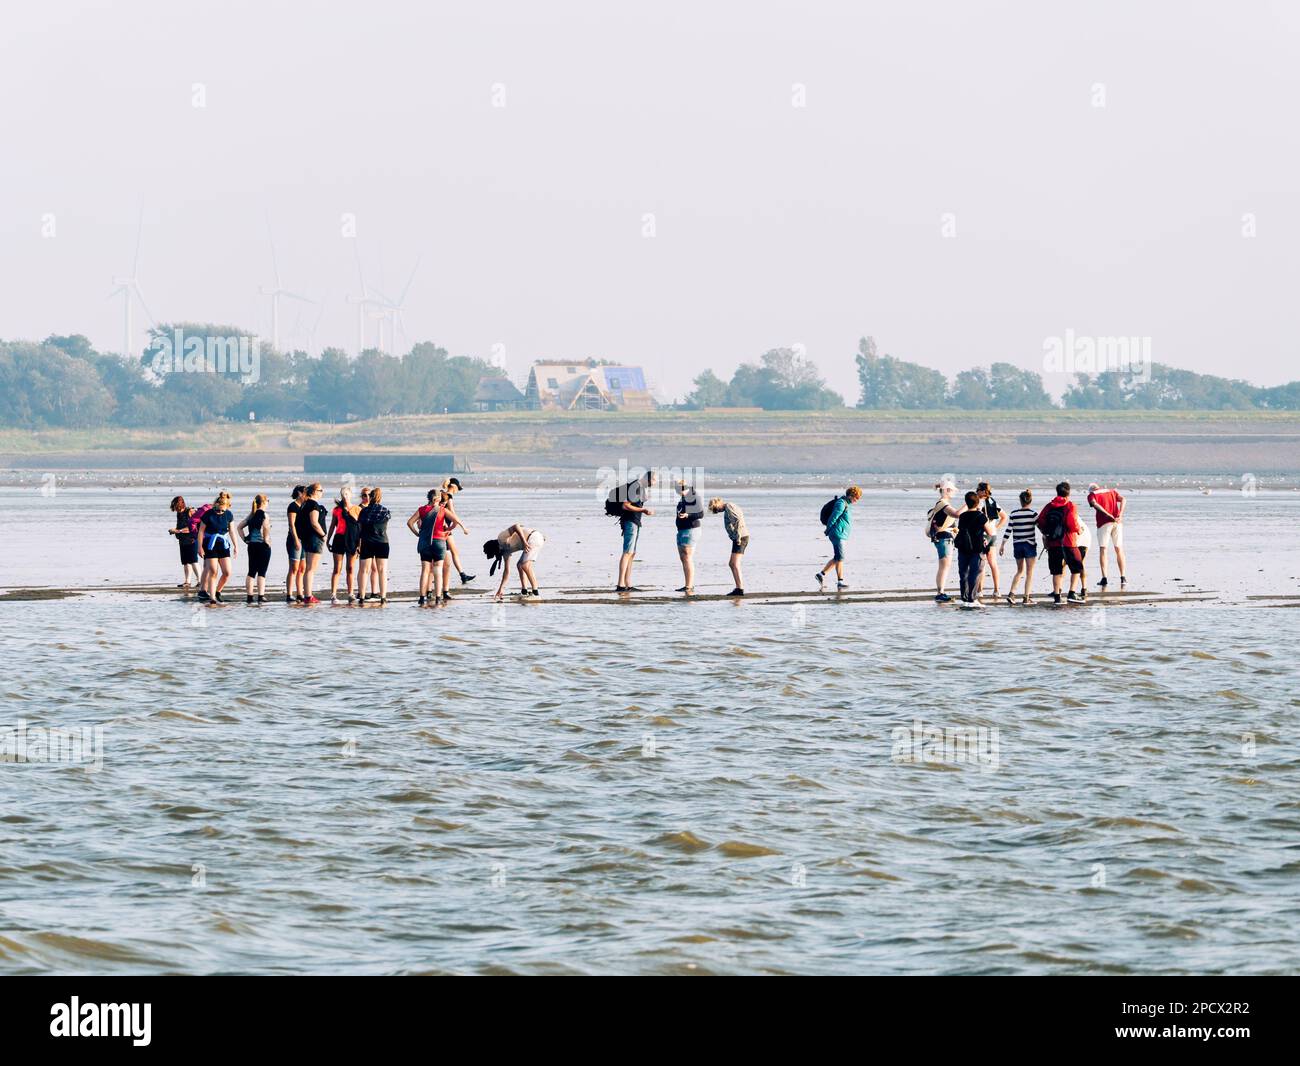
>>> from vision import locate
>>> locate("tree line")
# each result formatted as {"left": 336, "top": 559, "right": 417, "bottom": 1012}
{"left": 0, "top": 326, "right": 505, "bottom": 428}
{"left": 2, "top": 327, "right": 1298, "bottom": 429}
{"left": 682, "top": 337, "right": 1300, "bottom": 411}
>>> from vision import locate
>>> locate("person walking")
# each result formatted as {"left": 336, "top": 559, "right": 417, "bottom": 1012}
{"left": 999, "top": 489, "right": 1038, "bottom": 605}
{"left": 816, "top": 486, "right": 861, "bottom": 590}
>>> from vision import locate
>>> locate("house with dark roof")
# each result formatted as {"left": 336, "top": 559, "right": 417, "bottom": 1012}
{"left": 472, "top": 375, "right": 526, "bottom": 411}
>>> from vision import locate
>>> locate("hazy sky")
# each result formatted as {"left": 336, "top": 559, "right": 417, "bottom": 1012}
{"left": 3, "top": 0, "right": 1298, "bottom": 400}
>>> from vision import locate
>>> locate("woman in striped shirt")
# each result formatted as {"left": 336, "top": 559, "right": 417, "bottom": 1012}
{"left": 998, "top": 489, "right": 1039, "bottom": 605}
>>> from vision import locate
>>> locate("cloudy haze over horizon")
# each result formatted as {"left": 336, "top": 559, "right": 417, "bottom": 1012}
{"left": 3, "top": 0, "right": 1298, "bottom": 401}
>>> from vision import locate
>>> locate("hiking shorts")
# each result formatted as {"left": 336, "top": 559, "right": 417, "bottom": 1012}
{"left": 1097, "top": 522, "right": 1124, "bottom": 549}
{"left": 1047, "top": 545, "right": 1083, "bottom": 576}
{"left": 620, "top": 520, "right": 639, "bottom": 554}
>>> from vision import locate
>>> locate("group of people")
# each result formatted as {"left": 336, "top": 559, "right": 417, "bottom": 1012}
{"left": 609, "top": 471, "right": 862, "bottom": 597}
{"left": 167, "top": 472, "right": 1128, "bottom": 607}
{"left": 925, "top": 480, "right": 1127, "bottom": 606}
{"left": 169, "top": 479, "right": 483, "bottom": 605}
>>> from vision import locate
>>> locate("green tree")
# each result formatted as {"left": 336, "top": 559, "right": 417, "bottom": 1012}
{"left": 855, "top": 336, "right": 948, "bottom": 409}
{"left": 686, "top": 368, "right": 728, "bottom": 408}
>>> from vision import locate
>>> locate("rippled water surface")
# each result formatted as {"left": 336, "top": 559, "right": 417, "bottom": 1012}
{"left": 2, "top": 484, "right": 1299, "bottom": 973}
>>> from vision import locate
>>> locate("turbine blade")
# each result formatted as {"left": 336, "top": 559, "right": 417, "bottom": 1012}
{"left": 397, "top": 256, "right": 420, "bottom": 306}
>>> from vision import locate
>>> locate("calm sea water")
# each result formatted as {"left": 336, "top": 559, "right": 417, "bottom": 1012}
{"left": 1, "top": 480, "right": 1298, "bottom": 974}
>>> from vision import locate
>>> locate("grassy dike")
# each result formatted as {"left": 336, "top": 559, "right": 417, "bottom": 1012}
{"left": 2, "top": 408, "right": 1299, "bottom": 475}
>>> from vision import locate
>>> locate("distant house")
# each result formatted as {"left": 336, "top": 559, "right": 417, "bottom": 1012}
{"left": 523, "top": 360, "right": 656, "bottom": 411}
{"left": 473, "top": 375, "right": 525, "bottom": 412}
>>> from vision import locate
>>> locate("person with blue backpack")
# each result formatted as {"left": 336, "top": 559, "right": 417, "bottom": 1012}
{"left": 815, "top": 485, "right": 861, "bottom": 590}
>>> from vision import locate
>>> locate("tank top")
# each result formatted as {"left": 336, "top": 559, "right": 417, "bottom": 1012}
{"left": 246, "top": 509, "right": 266, "bottom": 543}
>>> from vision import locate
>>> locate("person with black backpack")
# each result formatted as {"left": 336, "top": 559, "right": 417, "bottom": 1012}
{"left": 1036, "top": 481, "right": 1085, "bottom": 605}
{"left": 954, "top": 490, "right": 996, "bottom": 606}
{"left": 815, "top": 485, "right": 861, "bottom": 590}
{"left": 607, "top": 468, "right": 655, "bottom": 592}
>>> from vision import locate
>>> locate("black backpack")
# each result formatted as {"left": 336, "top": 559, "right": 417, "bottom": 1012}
{"left": 605, "top": 480, "right": 637, "bottom": 518}
{"left": 1041, "top": 504, "right": 1066, "bottom": 542}
{"left": 926, "top": 503, "right": 948, "bottom": 540}
{"left": 819, "top": 496, "right": 840, "bottom": 526}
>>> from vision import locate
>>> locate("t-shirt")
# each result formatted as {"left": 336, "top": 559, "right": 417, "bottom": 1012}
{"left": 297, "top": 500, "right": 325, "bottom": 540}
{"left": 981, "top": 496, "right": 1001, "bottom": 523}
{"left": 1002, "top": 507, "right": 1038, "bottom": 545}
{"left": 176, "top": 509, "right": 197, "bottom": 546}
{"left": 622, "top": 479, "right": 646, "bottom": 527}
{"left": 956, "top": 509, "right": 989, "bottom": 553}
{"left": 358, "top": 503, "right": 390, "bottom": 543}
{"left": 928, "top": 501, "right": 958, "bottom": 539}
{"left": 676, "top": 492, "right": 704, "bottom": 530}
{"left": 497, "top": 526, "right": 536, "bottom": 556}
{"left": 287, "top": 501, "right": 301, "bottom": 541}
{"left": 1087, "top": 489, "right": 1123, "bottom": 527}
{"left": 246, "top": 509, "right": 266, "bottom": 543}
{"left": 203, "top": 509, "right": 234, "bottom": 537}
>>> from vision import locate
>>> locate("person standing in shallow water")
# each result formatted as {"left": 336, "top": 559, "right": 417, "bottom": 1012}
{"left": 1086, "top": 481, "right": 1127, "bottom": 589}
{"left": 356, "top": 486, "right": 391, "bottom": 604}
{"left": 999, "top": 489, "right": 1038, "bottom": 605}
{"left": 284, "top": 485, "right": 306, "bottom": 603}
{"left": 816, "top": 485, "right": 861, "bottom": 590}
{"left": 297, "top": 483, "right": 328, "bottom": 605}
{"left": 167, "top": 496, "right": 201, "bottom": 589}
{"left": 954, "top": 490, "right": 996, "bottom": 606}
{"left": 674, "top": 480, "right": 704, "bottom": 594}
{"left": 238, "top": 493, "right": 272, "bottom": 604}
{"left": 198, "top": 491, "right": 237, "bottom": 604}
{"left": 1036, "top": 481, "right": 1086, "bottom": 605}
{"left": 709, "top": 497, "right": 748, "bottom": 597}
{"left": 974, "top": 481, "right": 1007, "bottom": 599}
{"left": 925, "top": 481, "right": 959, "bottom": 602}
{"left": 614, "top": 469, "right": 655, "bottom": 592}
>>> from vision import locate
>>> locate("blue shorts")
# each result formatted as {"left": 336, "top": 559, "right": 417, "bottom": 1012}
{"left": 827, "top": 534, "right": 846, "bottom": 562}
{"left": 676, "top": 527, "right": 696, "bottom": 548}
{"left": 621, "top": 520, "right": 640, "bottom": 554}
{"left": 933, "top": 536, "right": 952, "bottom": 559}
{"left": 1013, "top": 541, "right": 1037, "bottom": 561}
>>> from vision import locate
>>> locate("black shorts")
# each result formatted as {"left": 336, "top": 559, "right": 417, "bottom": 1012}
{"left": 205, "top": 544, "right": 231, "bottom": 560}
{"left": 247, "top": 541, "right": 272, "bottom": 578}
{"left": 335, "top": 532, "right": 360, "bottom": 557}
{"left": 303, "top": 535, "right": 326, "bottom": 556}
{"left": 360, "top": 541, "right": 390, "bottom": 560}
{"left": 1047, "top": 545, "right": 1083, "bottom": 576}
{"left": 730, "top": 536, "right": 749, "bottom": 555}
{"left": 178, "top": 539, "right": 198, "bottom": 566}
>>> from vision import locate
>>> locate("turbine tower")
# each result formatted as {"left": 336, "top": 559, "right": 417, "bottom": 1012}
{"left": 259, "top": 214, "right": 314, "bottom": 351}
{"left": 108, "top": 206, "right": 156, "bottom": 359}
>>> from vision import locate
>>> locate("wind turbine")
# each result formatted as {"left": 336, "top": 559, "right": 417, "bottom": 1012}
{"left": 369, "top": 257, "right": 420, "bottom": 355}
{"left": 346, "top": 240, "right": 384, "bottom": 355}
{"left": 259, "top": 214, "right": 314, "bottom": 352}
{"left": 108, "top": 206, "right": 156, "bottom": 359}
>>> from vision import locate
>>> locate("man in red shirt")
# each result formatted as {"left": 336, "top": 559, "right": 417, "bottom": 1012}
{"left": 1086, "top": 482, "right": 1126, "bottom": 589}
{"left": 1036, "top": 481, "right": 1086, "bottom": 604}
